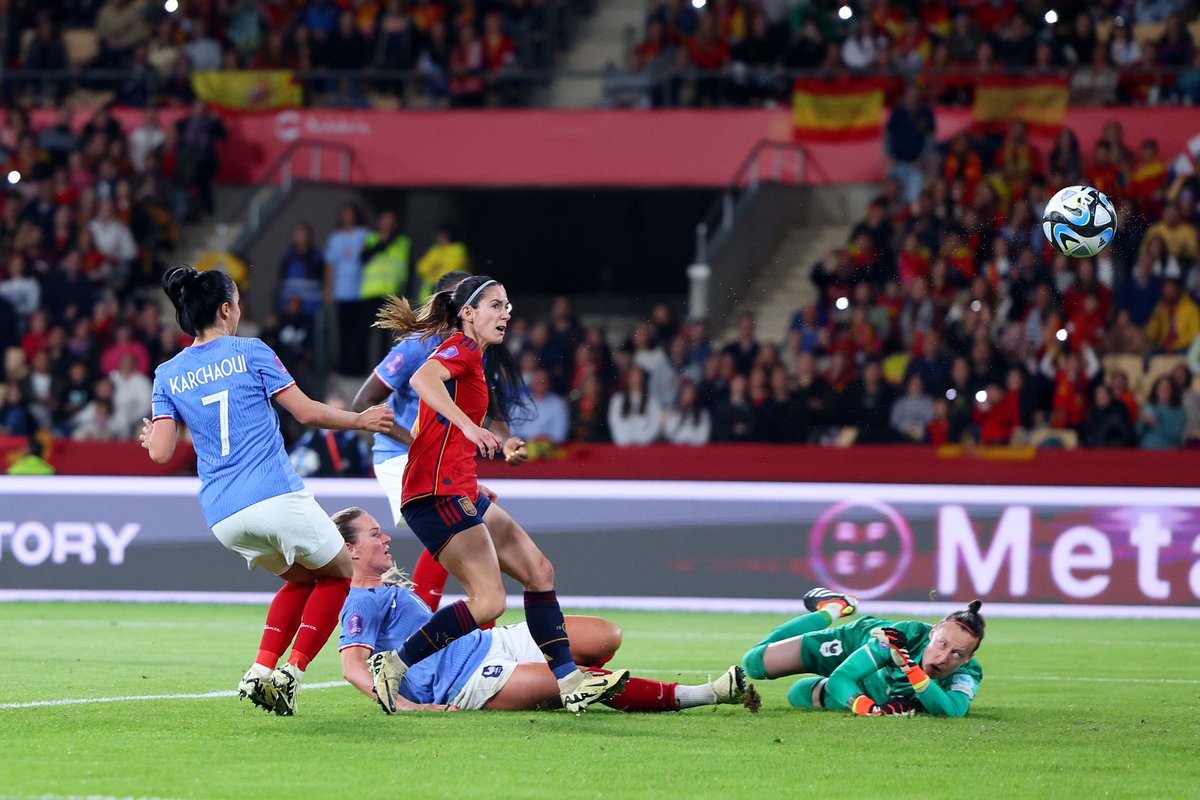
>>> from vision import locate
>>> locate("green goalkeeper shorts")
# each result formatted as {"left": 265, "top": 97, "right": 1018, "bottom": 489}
{"left": 799, "top": 628, "right": 856, "bottom": 676}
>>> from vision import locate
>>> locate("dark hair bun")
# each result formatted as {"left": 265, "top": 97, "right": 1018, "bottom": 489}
{"left": 967, "top": 599, "right": 983, "bottom": 614}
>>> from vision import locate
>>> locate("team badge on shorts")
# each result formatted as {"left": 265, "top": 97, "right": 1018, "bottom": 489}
{"left": 458, "top": 497, "right": 478, "bottom": 517}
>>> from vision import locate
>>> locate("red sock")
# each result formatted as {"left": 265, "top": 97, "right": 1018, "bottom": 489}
{"left": 592, "top": 669, "right": 679, "bottom": 712}
{"left": 287, "top": 576, "right": 351, "bottom": 671}
{"left": 411, "top": 550, "right": 494, "bottom": 630}
{"left": 257, "top": 580, "right": 315, "bottom": 668}
{"left": 411, "top": 549, "right": 449, "bottom": 610}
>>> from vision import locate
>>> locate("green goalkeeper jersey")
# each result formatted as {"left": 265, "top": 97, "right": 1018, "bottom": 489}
{"left": 807, "top": 615, "right": 983, "bottom": 717}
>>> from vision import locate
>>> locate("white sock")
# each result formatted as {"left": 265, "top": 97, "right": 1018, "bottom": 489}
{"left": 249, "top": 663, "right": 272, "bottom": 679}
{"left": 287, "top": 663, "right": 305, "bottom": 681}
{"left": 556, "top": 669, "right": 582, "bottom": 689}
{"left": 675, "top": 683, "right": 717, "bottom": 709}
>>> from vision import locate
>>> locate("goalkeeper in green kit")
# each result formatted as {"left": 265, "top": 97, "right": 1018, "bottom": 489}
{"left": 741, "top": 589, "right": 985, "bottom": 717}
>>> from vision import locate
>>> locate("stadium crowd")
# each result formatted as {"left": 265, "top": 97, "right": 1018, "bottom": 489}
{"left": 611, "top": 0, "right": 1200, "bottom": 108}
{"left": 3, "top": 0, "right": 567, "bottom": 108}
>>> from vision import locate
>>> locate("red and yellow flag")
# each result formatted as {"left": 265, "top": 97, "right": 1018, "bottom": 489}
{"left": 972, "top": 75, "right": 1068, "bottom": 133}
{"left": 191, "top": 70, "right": 303, "bottom": 111}
{"left": 792, "top": 77, "right": 886, "bottom": 141}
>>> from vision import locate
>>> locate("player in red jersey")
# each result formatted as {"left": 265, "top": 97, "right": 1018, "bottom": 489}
{"left": 366, "top": 275, "right": 630, "bottom": 714}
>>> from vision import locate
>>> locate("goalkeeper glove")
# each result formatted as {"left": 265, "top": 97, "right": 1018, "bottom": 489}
{"left": 878, "top": 696, "right": 917, "bottom": 716}
{"left": 870, "top": 626, "right": 915, "bottom": 669}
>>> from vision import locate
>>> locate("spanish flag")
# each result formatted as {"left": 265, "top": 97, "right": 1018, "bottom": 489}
{"left": 972, "top": 75, "right": 1068, "bottom": 134}
{"left": 191, "top": 70, "right": 303, "bottom": 111}
{"left": 792, "top": 77, "right": 886, "bottom": 141}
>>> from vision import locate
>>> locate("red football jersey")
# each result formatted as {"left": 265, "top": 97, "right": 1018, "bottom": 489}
{"left": 401, "top": 332, "right": 490, "bottom": 505}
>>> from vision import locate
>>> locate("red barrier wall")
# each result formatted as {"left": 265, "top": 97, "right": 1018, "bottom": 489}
{"left": 476, "top": 443, "right": 1199, "bottom": 486}
{"left": 5, "top": 436, "right": 1197, "bottom": 485}
{"left": 0, "top": 436, "right": 196, "bottom": 476}
{"left": 30, "top": 106, "right": 1200, "bottom": 187}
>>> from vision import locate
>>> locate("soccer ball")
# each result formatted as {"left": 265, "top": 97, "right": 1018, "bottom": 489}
{"left": 1042, "top": 185, "right": 1117, "bottom": 258}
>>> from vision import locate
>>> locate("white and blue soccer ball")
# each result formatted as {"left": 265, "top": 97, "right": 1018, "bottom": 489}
{"left": 1042, "top": 185, "right": 1118, "bottom": 258}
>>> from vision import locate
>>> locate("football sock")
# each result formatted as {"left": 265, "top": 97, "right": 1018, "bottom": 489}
{"left": 411, "top": 549, "right": 448, "bottom": 610}
{"left": 598, "top": 672, "right": 679, "bottom": 712}
{"left": 256, "top": 580, "right": 315, "bottom": 669}
{"left": 787, "top": 676, "right": 825, "bottom": 708}
{"left": 398, "top": 599, "right": 479, "bottom": 667}
{"left": 248, "top": 664, "right": 272, "bottom": 680}
{"left": 674, "top": 683, "right": 717, "bottom": 709}
{"left": 524, "top": 590, "right": 577, "bottom": 680}
{"left": 287, "top": 575, "right": 351, "bottom": 671}
{"left": 741, "top": 611, "right": 831, "bottom": 680}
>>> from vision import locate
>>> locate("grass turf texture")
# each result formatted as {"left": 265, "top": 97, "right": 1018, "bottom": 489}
{"left": 0, "top": 603, "right": 1197, "bottom": 799}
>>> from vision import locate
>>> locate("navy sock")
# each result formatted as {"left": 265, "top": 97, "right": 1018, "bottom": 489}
{"left": 525, "top": 590, "right": 577, "bottom": 680}
{"left": 398, "top": 600, "right": 478, "bottom": 667}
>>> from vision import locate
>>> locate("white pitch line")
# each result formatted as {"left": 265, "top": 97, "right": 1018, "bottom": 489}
{"left": 0, "top": 681, "right": 347, "bottom": 709}
{"left": 4, "top": 672, "right": 1198, "bottom": 710}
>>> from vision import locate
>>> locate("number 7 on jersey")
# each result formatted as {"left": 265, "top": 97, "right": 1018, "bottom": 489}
{"left": 202, "top": 389, "right": 231, "bottom": 456}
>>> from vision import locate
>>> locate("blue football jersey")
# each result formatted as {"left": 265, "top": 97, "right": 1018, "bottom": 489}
{"left": 339, "top": 584, "right": 492, "bottom": 705}
{"left": 369, "top": 333, "right": 439, "bottom": 464}
{"left": 151, "top": 336, "right": 303, "bottom": 526}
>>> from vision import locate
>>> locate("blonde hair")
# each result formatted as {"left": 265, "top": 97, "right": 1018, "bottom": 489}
{"left": 331, "top": 505, "right": 412, "bottom": 587}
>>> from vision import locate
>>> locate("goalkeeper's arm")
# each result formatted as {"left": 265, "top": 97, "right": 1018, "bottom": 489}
{"left": 824, "top": 644, "right": 889, "bottom": 712}
{"left": 895, "top": 667, "right": 973, "bottom": 718}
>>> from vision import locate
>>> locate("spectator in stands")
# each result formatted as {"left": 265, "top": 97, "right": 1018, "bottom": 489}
{"left": 1084, "top": 383, "right": 1137, "bottom": 447}
{"left": 838, "top": 358, "right": 897, "bottom": 443}
{"left": 287, "top": 397, "right": 371, "bottom": 477}
{"left": 92, "top": 0, "right": 152, "bottom": 71}
{"left": 99, "top": 323, "right": 149, "bottom": 375}
{"left": 662, "top": 380, "right": 711, "bottom": 445}
{"left": 414, "top": 223, "right": 469, "bottom": 302}
{"left": 512, "top": 367, "right": 569, "bottom": 445}
{"left": 277, "top": 223, "right": 325, "bottom": 315}
{"left": 1042, "top": 344, "right": 1099, "bottom": 431}
{"left": 360, "top": 209, "right": 411, "bottom": 364}
{"left": 1104, "top": 307, "right": 1149, "bottom": 355}
{"left": 1144, "top": 202, "right": 1199, "bottom": 263}
{"left": 1070, "top": 45, "right": 1119, "bottom": 106}
{"left": 21, "top": 14, "right": 68, "bottom": 104}
{"left": 0, "top": 381, "right": 34, "bottom": 436}
{"left": 890, "top": 372, "right": 934, "bottom": 443}
{"left": 570, "top": 372, "right": 609, "bottom": 443}
{"left": 324, "top": 203, "right": 369, "bottom": 376}
{"left": 88, "top": 197, "right": 137, "bottom": 286}
{"left": 1169, "top": 362, "right": 1200, "bottom": 442}
{"left": 52, "top": 359, "right": 93, "bottom": 436}
{"left": 608, "top": 365, "right": 661, "bottom": 445}
{"left": 1146, "top": 276, "right": 1200, "bottom": 353}
{"left": 722, "top": 311, "right": 760, "bottom": 376}
{"left": 1156, "top": 13, "right": 1196, "bottom": 68}
{"left": 1117, "top": 253, "right": 1163, "bottom": 326}
{"left": 109, "top": 351, "right": 151, "bottom": 438}
{"left": 1139, "top": 376, "right": 1186, "bottom": 448}
{"left": 885, "top": 86, "right": 935, "bottom": 203}
{"left": 0, "top": 253, "right": 40, "bottom": 325}
{"left": 711, "top": 372, "right": 754, "bottom": 442}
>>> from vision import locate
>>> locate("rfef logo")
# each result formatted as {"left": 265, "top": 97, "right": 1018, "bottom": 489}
{"left": 809, "top": 500, "right": 913, "bottom": 599}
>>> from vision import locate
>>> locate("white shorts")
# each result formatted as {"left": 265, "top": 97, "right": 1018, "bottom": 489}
{"left": 373, "top": 454, "right": 408, "bottom": 528}
{"left": 211, "top": 489, "right": 343, "bottom": 575}
{"left": 449, "top": 622, "right": 543, "bottom": 710}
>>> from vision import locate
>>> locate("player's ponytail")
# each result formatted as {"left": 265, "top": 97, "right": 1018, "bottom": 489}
{"left": 375, "top": 290, "right": 459, "bottom": 341}
{"left": 944, "top": 599, "right": 986, "bottom": 651}
{"left": 162, "top": 265, "right": 235, "bottom": 337}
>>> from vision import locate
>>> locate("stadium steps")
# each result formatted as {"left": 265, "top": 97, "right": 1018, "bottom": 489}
{"left": 718, "top": 224, "right": 849, "bottom": 344}
{"left": 544, "top": 0, "right": 644, "bottom": 107}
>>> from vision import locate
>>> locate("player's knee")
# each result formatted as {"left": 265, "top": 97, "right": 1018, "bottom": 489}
{"left": 470, "top": 589, "right": 507, "bottom": 623}
{"left": 741, "top": 644, "right": 768, "bottom": 680}
{"left": 524, "top": 556, "right": 555, "bottom": 592}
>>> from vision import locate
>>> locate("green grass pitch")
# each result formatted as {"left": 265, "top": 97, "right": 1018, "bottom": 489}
{"left": 0, "top": 602, "right": 1197, "bottom": 799}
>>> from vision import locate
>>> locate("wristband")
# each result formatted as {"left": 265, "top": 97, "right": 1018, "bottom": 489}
{"left": 905, "top": 666, "right": 930, "bottom": 692}
{"left": 851, "top": 694, "right": 877, "bottom": 715}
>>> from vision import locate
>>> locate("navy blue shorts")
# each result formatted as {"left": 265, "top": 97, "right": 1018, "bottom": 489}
{"left": 401, "top": 493, "right": 492, "bottom": 559}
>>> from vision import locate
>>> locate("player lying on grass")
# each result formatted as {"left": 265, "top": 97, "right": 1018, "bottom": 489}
{"left": 741, "top": 589, "right": 984, "bottom": 717}
{"left": 334, "top": 506, "right": 758, "bottom": 712}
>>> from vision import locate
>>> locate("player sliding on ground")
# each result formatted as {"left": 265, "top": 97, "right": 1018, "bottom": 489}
{"left": 141, "top": 266, "right": 394, "bottom": 716}
{"left": 741, "top": 589, "right": 985, "bottom": 717}
{"left": 366, "top": 275, "right": 629, "bottom": 714}
{"left": 334, "top": 507, "right": 757, "bottom": 712}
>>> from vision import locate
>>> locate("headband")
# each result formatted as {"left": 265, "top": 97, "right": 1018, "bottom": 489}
{"left": 459, "top": 280, "right": 497, "bottom": 316}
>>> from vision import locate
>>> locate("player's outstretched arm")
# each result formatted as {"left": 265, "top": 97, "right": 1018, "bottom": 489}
{"left": 275, "top": 385, "right": 394, "bottom": 433}
{"left": 410, "top": 359, "right": 502, "bottom": 457}
{"left": 896, "top": 671, "right": 973, "bottom": 717}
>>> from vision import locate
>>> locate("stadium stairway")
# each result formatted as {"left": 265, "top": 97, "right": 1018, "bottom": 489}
{"left": 544, "top": 0, "right": 645, "bottom": 107}
{"left": 717, "top": 223, "right": 850, "bottom": 343}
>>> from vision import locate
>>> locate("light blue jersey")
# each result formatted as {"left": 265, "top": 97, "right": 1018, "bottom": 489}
{"left": 370, "top": 333, "right": 439, "bottom": 464}
{"left": 151, "top": 337, "right": 303, "bottom": 526}
{"left": 339, "top": 584, "right": 492, "bottom": 705}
